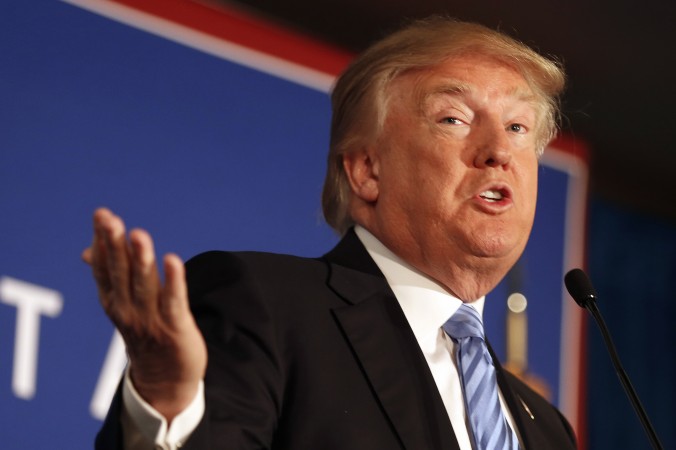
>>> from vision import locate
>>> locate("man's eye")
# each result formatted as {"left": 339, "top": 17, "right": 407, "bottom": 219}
{"left": 441, "top": 117, "right": 463, "bottom": 125}
{"left": 508, "top": 123, "right": 527, "bottom": 133}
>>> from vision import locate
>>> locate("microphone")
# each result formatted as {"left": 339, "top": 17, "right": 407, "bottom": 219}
{"left": 564, "top": 268, "right": 664, "bottom": 450}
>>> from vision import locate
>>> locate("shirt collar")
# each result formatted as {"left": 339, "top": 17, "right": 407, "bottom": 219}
{"left": 354, "top": 226, "right": 486, "bottom": 343}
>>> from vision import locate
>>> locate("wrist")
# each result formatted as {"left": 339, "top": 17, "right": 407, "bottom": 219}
{"left": 129, "top": 367, "right": 201, "bottom": 422}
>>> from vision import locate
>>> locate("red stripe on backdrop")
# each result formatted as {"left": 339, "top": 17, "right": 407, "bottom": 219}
{"left": 555, "top": 135, "right": 589, "bottom": 450}
{"left": 551, "top": 134, "right": 590, "bottom": 162}
{"left": 550, "top": 135, "right": 590, "bottom": 450}
{"left": 108, "top": 0, "right": 354, "bottom": 76}
{"left": 542, "top": 136, "right": 590, "bottom": 450}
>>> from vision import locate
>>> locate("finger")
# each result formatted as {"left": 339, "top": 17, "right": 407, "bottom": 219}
{"left": 82, "top": 244, "right": 108, "bottom": 296}
{"left": 161, "top": 253, "right": 189, "bottom": 321}
{"left": 89, "top": 208, "right": 116, "bottom": 295}
{"left": 98, "top": 210, "right": 133, "bottom": 314}
{"left": 128, "top": 228, "right": 161, "bottom": 318}
{"left": 81, "top": 247, "right": 93, "bottom": 265}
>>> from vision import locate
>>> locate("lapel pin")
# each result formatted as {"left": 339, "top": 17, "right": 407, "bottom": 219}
{"left": 520, "top": 397, "right": 535, "bottom": 420}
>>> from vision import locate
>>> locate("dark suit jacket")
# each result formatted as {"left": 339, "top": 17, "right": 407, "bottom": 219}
{"left": 96, "top": 230, "right": 577, "bottom": 449}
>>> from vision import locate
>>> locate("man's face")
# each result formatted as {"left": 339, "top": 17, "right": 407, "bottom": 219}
{"left": 361, "top": 55, "right": 540, "bottom": 299}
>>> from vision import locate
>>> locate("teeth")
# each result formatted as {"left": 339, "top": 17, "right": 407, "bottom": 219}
{"left": 480, "top": 190, "right": 503, "bottom": 201}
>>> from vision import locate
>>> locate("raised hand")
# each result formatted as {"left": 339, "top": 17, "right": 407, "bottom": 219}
{"left": 82, "top": 208, "right": 207, "bottom": 422}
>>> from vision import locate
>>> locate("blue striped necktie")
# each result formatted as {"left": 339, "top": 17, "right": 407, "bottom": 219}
{"left": 442, "top": 304, "right": 520, "bottom": 450}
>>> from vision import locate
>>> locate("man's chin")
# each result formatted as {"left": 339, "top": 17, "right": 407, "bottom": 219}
{"left": 463, "top": 237, "right": 526, "bottom": 273}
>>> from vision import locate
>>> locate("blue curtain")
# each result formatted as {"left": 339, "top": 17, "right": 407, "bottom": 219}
{"left": 587, "top": 197, "right": 675, "bottom": 449}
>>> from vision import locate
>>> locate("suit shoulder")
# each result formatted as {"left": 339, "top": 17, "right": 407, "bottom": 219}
{"left": 184, "top": 250, "right": 327, "bottom": 302}
{"left": 185, "top": 249, "right": 324, "bottom": 276}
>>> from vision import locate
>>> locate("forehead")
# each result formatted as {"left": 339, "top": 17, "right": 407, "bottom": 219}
{"left": 389, "top": 55, "right": 537, "bottom": 109}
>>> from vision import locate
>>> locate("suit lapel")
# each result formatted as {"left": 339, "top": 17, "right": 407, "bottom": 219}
{"left": 488, "top": 342, "right": 544, "bottom": 450}
{"left": 324, "top": 231, "right": 459, "bottom": 450}
{"left": 323, "top": 232, "right": 575, "bottom": 450}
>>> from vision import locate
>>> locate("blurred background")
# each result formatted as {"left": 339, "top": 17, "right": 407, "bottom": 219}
{"left": 1, "top": 1, "right": 674, "bottom": 449}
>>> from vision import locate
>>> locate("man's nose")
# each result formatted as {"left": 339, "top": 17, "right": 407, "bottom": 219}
{"left": 472, "top": 125, "right": 512, "bottom": 169}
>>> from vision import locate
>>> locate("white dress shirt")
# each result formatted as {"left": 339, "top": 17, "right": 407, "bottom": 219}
{"left": 355, "top": 226, "right": 521, "bottom": 450}
{"left": 121, "top": 226, "right": 520, "bottom": 449}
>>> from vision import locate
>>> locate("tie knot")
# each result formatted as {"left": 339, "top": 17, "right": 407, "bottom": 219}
{"left": 442, "top": 303, "right": 485, "bottom": 340}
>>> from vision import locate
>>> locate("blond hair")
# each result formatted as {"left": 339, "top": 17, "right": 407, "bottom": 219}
{"left": 321, "top": 16, "right": 565, "bottom": 234}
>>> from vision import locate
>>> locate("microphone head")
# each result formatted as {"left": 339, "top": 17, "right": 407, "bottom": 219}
{"left": 564, "top": 268, "right": 598, "bottom": 308}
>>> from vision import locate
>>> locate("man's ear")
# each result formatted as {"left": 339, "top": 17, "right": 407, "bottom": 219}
{"left": 343, "top": 149, "right": 379, "bottom": 203}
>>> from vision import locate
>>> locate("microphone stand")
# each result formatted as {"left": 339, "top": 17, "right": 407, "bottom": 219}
{"left": 565, "top": 268, "right": 664, "bottom": 450}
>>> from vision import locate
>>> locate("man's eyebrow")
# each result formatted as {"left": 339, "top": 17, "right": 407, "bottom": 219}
{"left": 415, "top": 82, "right": 470, "bottom": 111}
{"left": 416, "top": 83, "right": 540, "bottom": 119}
{"left": 422, "top": 82, "right": 471, "bottom": 100}
{"left": 507, "top": 86, "right": 539, "bottom": 103}
{"left": 423, "top": 83, "right": 536, "bottom": 102}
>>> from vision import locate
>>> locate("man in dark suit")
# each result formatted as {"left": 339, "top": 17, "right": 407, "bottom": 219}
{"left": 85, "top": 17, "right": 577, "bottom": 450}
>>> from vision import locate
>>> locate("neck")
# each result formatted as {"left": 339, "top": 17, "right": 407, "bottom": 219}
{"left": 429, "top": 260, "right": 509, "bottom": 302}
{"left": 355, "top": 225, "right": 510, "bottom": 302}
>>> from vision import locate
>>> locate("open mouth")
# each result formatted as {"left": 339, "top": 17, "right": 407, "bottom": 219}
{"left": 479, "top": 189, "right": 507, "bottom": 202}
